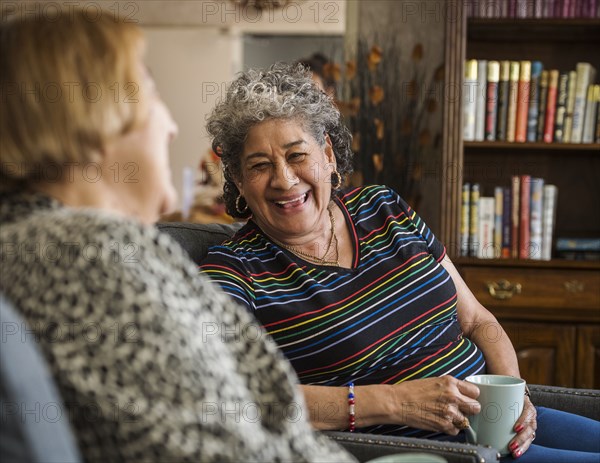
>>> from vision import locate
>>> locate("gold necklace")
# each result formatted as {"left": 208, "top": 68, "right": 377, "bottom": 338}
{"left": 271, "top": 205, "right": 340, "bottom": 267}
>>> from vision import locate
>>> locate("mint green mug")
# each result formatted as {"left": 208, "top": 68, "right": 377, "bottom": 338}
{"left": 465, "top": 374, "right": 525, "bottom": 455}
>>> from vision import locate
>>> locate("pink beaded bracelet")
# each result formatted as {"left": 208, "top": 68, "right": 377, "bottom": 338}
{"left": 348, "top": 382, "right": 356, "bottom": 432}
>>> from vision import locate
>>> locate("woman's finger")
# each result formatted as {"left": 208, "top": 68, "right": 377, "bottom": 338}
{"left": 508, "top": 399, "right": 537, "bottom": 458}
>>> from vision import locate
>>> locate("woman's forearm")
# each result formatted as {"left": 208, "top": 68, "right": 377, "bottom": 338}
{"left": 301, "top": 384, "right": 396, "bottom": 430}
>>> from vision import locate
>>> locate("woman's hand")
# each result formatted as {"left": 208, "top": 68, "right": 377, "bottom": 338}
{"left": 507, "top": 396, "right": 537, "bottom": 458}
{"left": 390, "top": 376, "right": 481, "bottom": 435}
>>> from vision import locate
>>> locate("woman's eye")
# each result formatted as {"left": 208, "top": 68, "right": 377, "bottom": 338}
{"left": 250, "top": 162, "right": 270, "bottom": 171}
{"left": 288, "top": 153, "right": 306, "bottom": 162}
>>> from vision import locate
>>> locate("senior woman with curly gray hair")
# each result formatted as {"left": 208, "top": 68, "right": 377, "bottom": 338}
{"left": 201, "top": 63, "right": 600, "bottom": 462}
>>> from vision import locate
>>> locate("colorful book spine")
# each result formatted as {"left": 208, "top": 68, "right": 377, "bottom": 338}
{"left": 497, "top": 60, "right": 511, "bottom": 141}
{"left": 563, "top": 70, "right": 578, "bottom": 143}
{"left": 463, "top": 59, "right": 478, "bottom": 141}
{"left": 529, "top": 177, "right": 545, "bottom": 260}
{"left": 527, "top": 61, "right": 543, "bottom": 142}
{"left": 519, "top": 175, "right": 531, "bottom": 259}
{"left": 572, "top": 62, "right": 597, "bottom": 143}
{"left": 543, "top": 70, "right": 559, "bottom": 143}
{"left": 511, "top": 175, "right": 520, "bottom": 259}
{"left": 537, "top": 70, "right": 549, "bottom": 141}
{"left": 554, "top": 71, "right": 570, "bottom": 142}
{"left": 541, "top": 185, "right": 558, "bottom": 261}
{"left": 494, "top": 186, "right": 504, "bottom": 259}
{"left": 478, "top": 197, "right": 495, "bottom": 259}
{"left": 507, "top": 61, "right": 520, "bottom": 142}
{"left": 470, "top": 183, "right": 481, "bottom": 257}
{"left": 502, "top": 186, "right": 511, "bottom": 258}
{"left": 515, "top": 60, "right": 531, "bottom": 142}
{"left": 485, "top": 61, "right": 500, "bottom": 141}
{"left": 461, "top": 182, "right": 471, "bottom": 257}
{"left": 596, "top": 94, "right": 600, "bottom": 143}
{"left": 475, "top": 60, "right": 488, "bottom": 141}
{"left": 582, "top": 84, "right": 600, "bottom": 143}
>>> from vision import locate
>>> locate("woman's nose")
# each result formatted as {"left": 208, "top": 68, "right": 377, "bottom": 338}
{"left": 270, "top": 163, "right": 298, "bottom": 189}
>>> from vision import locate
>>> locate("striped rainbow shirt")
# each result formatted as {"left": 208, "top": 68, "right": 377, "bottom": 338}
{"left": 201, "top": 185, "right": 486, "bottom": 436}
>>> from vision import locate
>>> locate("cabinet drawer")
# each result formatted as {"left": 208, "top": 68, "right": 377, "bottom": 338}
{"left": 461, "top": 266, "right": 600, "bottom": 313}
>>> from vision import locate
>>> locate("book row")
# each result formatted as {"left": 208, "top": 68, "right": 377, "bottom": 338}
{"left": 466, "top": 0, "right": 600, "bottom": 18}
{"left": 463, "top": 60, "right": 599, "bottom": 144}
{"left": 460, "top": 177, "right": 558, "bottom": 260}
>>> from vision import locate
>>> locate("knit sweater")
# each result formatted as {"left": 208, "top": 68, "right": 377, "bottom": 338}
{"left": 0, "top": 191, "right": 353, "bottom": 462}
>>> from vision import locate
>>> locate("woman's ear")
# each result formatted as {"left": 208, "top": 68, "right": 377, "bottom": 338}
{"left": 234, "top": 177, "right": 244, "bottom": 197}
{"left": 324, "top": 133, "right": 336, "bottom": 165}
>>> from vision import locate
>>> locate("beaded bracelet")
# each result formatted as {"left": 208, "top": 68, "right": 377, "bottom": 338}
{"left": 348, "top": 382, "right": 356, "bottom": 432}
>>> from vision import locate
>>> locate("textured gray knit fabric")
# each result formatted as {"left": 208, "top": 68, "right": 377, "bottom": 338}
{"left": 0, "top": 192, "right": 354, "bottom": 463}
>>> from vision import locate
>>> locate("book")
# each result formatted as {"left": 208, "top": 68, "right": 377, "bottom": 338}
{"left": 470, "top": 183, "right": 481, "bottom": 257}
{"left": 460, "top": 182, "right": 471, "bottom": 257}
{"left": 511, "top": 175, "right": 520, "bottom": 258}
{"left": 597, "top": 93, "right": 600, "bottom": 143}
{"left": 571, "top": 62, "right": 597, "bottom": 143}
{"left": 519, "top": 175, "right": 531, "bottom": 259}
{"left": 553, "top": 71, "right": 570, "bottom": 142}
{"left": 543, "top": 70, "right": 559, "bottom": 143}
{"left": 497, "top": 60, "right": 511, "bottom": 141}
{"left": 536, "top": 70, "right": 549, "bottom": 141}
{"left": 541, "top": 186, "right": 557, "bottom": 260}
{"left": 556, "top": 237, "right": 600, "bottom": 252}
{"left": 463, "top": 59, "right": 478, "bottom": 142}
{"left": 485, "top": 61, "right": 500, "bottom": 141}
{"left": 515, "top": 60, "right": 531, "bottom": 142}
{"left": 529, "top": 177, "right": 545, "bottom": 260}
{"left": 507, "top": 61, "right": 520, "bottom": 142}
{"left": 494, "top": 186, "right": 504, "bottom": 258}
{"left": 563, "top": 70, "right": 578, "bottom": 143}
{"left": 582, "top": 84, "right": 600, "bottom": 143}
{"left": 527, "top": 61, "right": 543, "bottom": 142}
{"left": 478, "top": 197, "right": 495, "bottom": 259}
{"left": 502, "top": 186, "right": 511, "bottom": 258}
{"left": 475, "top": 60, "right": 488, "bottom": 141}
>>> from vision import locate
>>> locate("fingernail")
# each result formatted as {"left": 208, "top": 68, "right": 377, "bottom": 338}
{"left": 515, "top": 424, "right": 524, "bottom": 433}
{"left": 509, "top": 442, "right": 519, "bottom": 451}
{"left": 514, "top": 449, "right": 523, "bottom": 458}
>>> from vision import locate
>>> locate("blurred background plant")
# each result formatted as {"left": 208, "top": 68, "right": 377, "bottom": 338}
{"left": 328, "top": 35, "right": 444, "bottom": 209}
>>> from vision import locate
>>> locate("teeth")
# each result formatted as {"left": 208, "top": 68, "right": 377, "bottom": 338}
{"left": 275, "top": 193, "right": 306, "bottom": 206}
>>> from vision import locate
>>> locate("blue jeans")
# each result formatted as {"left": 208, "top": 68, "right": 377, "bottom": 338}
{"left": 445, "top": 407, "right": 600, "bottom": 462}
{"left": 501, "top": 407, "right": 600, "bottom": 463}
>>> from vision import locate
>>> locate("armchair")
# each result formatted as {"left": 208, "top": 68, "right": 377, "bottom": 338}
{"left": 158, "top": 221, "right": 600, "bottom": 463}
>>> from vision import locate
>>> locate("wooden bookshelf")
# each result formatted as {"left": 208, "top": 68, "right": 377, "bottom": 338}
{"left": 465, "top": 141, "right": 600, "bottom": 151}
{"left": 441, "top": 4, "right": 600, "bottom": 388}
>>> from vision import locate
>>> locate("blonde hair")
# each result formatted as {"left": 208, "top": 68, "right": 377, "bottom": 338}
{"left": 0, "top": 9, "right": 146, "bottom": 191}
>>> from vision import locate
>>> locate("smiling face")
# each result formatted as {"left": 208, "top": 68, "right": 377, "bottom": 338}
{"left": 236, "top": 118, "right": 337, "bottom": 244}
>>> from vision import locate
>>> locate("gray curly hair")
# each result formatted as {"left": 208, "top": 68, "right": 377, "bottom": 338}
{"left": 206, "top": 62, "right": 353, "bottom": 219}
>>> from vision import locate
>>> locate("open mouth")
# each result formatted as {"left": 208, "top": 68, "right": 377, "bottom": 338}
{"left": 273, "top": 192, "right": 309, "bottom": 209}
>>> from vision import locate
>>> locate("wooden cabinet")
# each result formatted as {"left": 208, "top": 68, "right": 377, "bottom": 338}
{"left": 439, "top": 6, "right": 600, "bottom": 388}
{"left": 458, "top": 259, "right": 600, "bottom": 388}
{"left": 577, "top": 325, "right": 600, "bottom": 389}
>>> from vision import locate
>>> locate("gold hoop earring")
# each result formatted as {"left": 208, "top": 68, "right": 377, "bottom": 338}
{"left": 235, "top": 194, "right": 249, "bottom": 214}
{"left": 331, "top": 170, "right": 342, "bottom": 190}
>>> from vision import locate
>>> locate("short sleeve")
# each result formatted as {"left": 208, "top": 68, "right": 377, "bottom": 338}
{"left": 390, "top": 188, "right": 446, "bottom": 262}
{"left": 200, "top": 246, "right": 255, "bottom": 311}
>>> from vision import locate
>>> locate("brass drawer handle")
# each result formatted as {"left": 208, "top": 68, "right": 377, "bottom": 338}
{"left": 564, "top": 280, "right": 585, "bottom": 293}
{"left": 486, "top": 279, "right": 522, "bottom": 300}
